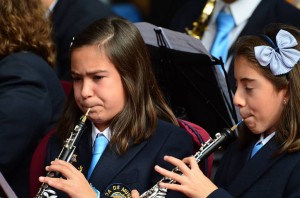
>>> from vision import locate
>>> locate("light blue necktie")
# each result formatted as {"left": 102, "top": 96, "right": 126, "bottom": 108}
{"left": 250, "top": 141, "right": 263, "bottom": 158}
{"left": 210, "top": 11, "right": 235, "bottom": 75}
{"left": 87, "top": 134, "right": 108, "bottom": 179}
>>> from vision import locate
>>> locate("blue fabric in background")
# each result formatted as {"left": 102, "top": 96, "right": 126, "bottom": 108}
{"left": 112, "top": 3, "right": 142, "bottom": 22}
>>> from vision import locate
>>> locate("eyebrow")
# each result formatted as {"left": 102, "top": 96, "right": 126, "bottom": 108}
{"left": 239, "top": 77, "right": 256, "bottom": 83}
{"left": 71, "top": 70, "right": 108, "bottom": 75}
{"left": 241, "top": 78, "right": 255, "bottom": 82}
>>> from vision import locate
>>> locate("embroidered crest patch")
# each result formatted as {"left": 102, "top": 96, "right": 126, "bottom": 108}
{"left": 104, "top": 183, "right": 131, "bottom": 198}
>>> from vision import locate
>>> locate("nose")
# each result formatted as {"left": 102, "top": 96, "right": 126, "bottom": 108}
{"left": 233, "top": 88, "right": 245, "bottom": 108}
{"left": 81, "top": 79, "right": 93, "bottom": 98}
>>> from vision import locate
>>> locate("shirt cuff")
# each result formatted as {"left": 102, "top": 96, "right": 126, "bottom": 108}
{"left": 92, "top": 186, "right": 100, "bottom": 198}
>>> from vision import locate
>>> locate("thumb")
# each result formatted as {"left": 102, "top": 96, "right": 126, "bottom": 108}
{"left": 131, "top": 189, "right": 140, "bottom": 198}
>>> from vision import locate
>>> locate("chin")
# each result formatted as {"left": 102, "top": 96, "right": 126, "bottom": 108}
{"left": 245, "top": 124, "right": 260, "bottom": 134}
{"left": 250, "top": 130, "right": 262, "bottom": 135}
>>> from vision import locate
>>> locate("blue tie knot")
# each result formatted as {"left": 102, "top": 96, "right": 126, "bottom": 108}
{"left": 216, "top": 11, "right": 235, "bottom": 34}
{"left": 251, "top": 141, "right": 263, "bottom": 158}
{"left": 93, "top": 135, "right": 109, "bottom": 154}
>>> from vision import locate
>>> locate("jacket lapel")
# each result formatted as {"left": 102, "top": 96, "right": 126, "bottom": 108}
{"left": 89, "top": 140, "right": 148, "bottom": 191}
{"left": 228, "top": 138, "right": 284, "bottom": 196}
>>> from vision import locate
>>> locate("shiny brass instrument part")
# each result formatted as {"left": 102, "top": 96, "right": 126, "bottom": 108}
{"left": 185, "top": 0, "right": 217, "bottom": 39}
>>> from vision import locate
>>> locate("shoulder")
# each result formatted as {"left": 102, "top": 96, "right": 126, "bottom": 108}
{"left": 257, "top": 0, "right": 300, "bottom": 20}
{"left": 153, "top": 119, "right": 193, "bottom": 146}
{"left": 0, "top": 51, "right": 63, "bottom": 93}
{"left": 0, "top": 52, "right": 51, "bottom": 72}
{"left": 283, "top": 151, "right": 300, "bottom": 165}
{"left": 156, "top": 119, "right": 187, "bottom": 136}
{"left": 0, "top": 51, "right": 46, "bottom": 64}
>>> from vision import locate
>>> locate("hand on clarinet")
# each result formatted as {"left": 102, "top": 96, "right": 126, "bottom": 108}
{"left": 154, "top": 155, "right": 218, "bottom": 198}
{"left": 38, "top": 160, "right": 97, "bottom": 198}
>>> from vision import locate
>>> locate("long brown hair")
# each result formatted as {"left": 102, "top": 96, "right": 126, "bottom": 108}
{"left": 233, "top": 23, "right": 300, "bottom": 153}
{"left": 0, "top": 0, "right": 55, "bottom": 66}
{"left": 57, "top": 16, "right": 178, "bottom": 155}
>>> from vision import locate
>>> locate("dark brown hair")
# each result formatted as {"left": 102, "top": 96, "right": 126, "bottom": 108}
{"left": 57, "top": 16, "right": 178, "bottom": 155}
{"left": 0, "top": 0, "right": 55, "bottom": 66}
{"left": 233, "top": 23, "right": 300, "bottom": 153}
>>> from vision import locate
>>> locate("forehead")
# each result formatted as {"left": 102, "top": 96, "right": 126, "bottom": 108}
{"left": 234, "top": 56, "right": 260, "bottom": 75}
{"left": 233, "top": 56, "right": 280, "bottom": 90}
{"left": 71, "top": 45, "right": 115, "bottom": 74}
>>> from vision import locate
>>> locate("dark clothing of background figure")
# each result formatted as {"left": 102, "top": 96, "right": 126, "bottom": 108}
{"left": 145, "top": 0, "right": 189, "bottom": 28}
{"left": 209, "top": 137, "right": 300, "bottom": 197}
{"left": 0, "top": 52, "right": 66, "bottom": 197}
{"left": 51, "top": 0, "right": 114, "bottom": 81}
{"left": 170, "top": 0, "right": 300, "bottom": 91}
{"left": 45, "top": 119, "right": 194, "bottom": 198}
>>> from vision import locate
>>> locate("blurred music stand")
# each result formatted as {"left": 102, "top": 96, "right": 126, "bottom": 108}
{"left": 0, "top": 172, "right": 17, "bottom": 198}
{"left": 135, "top": 22, "right": 239, "bottom": 136}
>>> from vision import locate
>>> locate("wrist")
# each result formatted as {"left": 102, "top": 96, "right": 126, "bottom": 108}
{"left": 91, "top": 184, "right": 100, "bottom": 198}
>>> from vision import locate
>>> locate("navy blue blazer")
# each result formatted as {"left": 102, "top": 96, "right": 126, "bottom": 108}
{"left": 0, "top": 52, "right": 66, "bottom": 197}
{"left": 46, "top": 119, "right": 194, "bottom": 197}
{"left": 51, "top": 0, "right": 114, "bottom": 80}
{"left": 209, "top": 137, "right": 300, "bottom": 197}
{"left": 170, "top": 0, "right": 300, "bottom": 90}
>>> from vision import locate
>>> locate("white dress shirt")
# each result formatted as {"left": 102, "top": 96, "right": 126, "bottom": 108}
{"left": 45, "top": 0, "right": 58, "bottom": 17}
{"left": 91, "top": 123, "right": 111, "bottom": 146}
{"left": 256, "top": 132, "right": 276, "bottom": 147}
{"left": 202, "top": 0, "right": 261, "bottom": 71}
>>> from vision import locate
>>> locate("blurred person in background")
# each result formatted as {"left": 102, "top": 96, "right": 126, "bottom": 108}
{"left": 41, "top": 0, "right": 114, "bottom": 81}
{"left": 0, "top": 0, "right": 66, "bottom": 196}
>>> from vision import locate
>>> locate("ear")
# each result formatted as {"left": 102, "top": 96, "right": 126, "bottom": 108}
{"left": 282, "top": 86, "right": 290, "bottom": 104}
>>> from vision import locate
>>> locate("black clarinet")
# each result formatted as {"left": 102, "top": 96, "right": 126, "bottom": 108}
{"left": 139, "top": 120, "right": 243, "bottom": 198}
{"left": 35, "top": 108, "right": 91, "bottom": 198}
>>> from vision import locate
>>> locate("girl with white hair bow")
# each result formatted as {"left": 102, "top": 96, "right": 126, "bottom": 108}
{"left": 132, "top": 23, "right": 300, "bottom": 198}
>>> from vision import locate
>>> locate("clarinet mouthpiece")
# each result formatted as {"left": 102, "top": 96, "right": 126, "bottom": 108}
{"left": 230, "top": 119, "right": 243, "bottom": 131}
{"left": 81, "top": 108, "right": 91, "bottom": 123}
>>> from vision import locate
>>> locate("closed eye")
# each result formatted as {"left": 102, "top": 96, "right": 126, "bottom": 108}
{"left": 245, "top": 87, "right": 254, "bottom": 92}
{"left": 93, "top": 75, "right": 104, "bottom": 81}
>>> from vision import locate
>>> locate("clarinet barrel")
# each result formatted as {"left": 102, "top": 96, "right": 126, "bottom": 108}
{"left": 35, "top": 108, "right": 91, "bottom": 198}
{"left": 195, "top": 127, "right": 235, "bottom": 162}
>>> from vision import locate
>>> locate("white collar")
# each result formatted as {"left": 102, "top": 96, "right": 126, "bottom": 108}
{"left": 45, "top": 0, "right": 58, "bottom": 17}
{"left": 91, "top": 123, "right": 111, "bottom": 145}
{"left": 257, "top": 132, "right": 275, "bottom": 146}
{"left": 214, "top": 0, "right": 262, "bottom": 26}
{"left": 49, "top": 0, "right": 58, "bottom": 12}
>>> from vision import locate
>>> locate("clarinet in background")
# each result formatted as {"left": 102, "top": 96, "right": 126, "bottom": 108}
{"left": 35, "top": 108, "right": 91, "bottom": 198}
{"left": 140, "top": 120, "right": 243, "bottom": 198}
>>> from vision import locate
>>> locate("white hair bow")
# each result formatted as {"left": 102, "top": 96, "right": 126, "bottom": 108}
{"left": 254, "top": 29, "right": 300, "bottom": 75}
